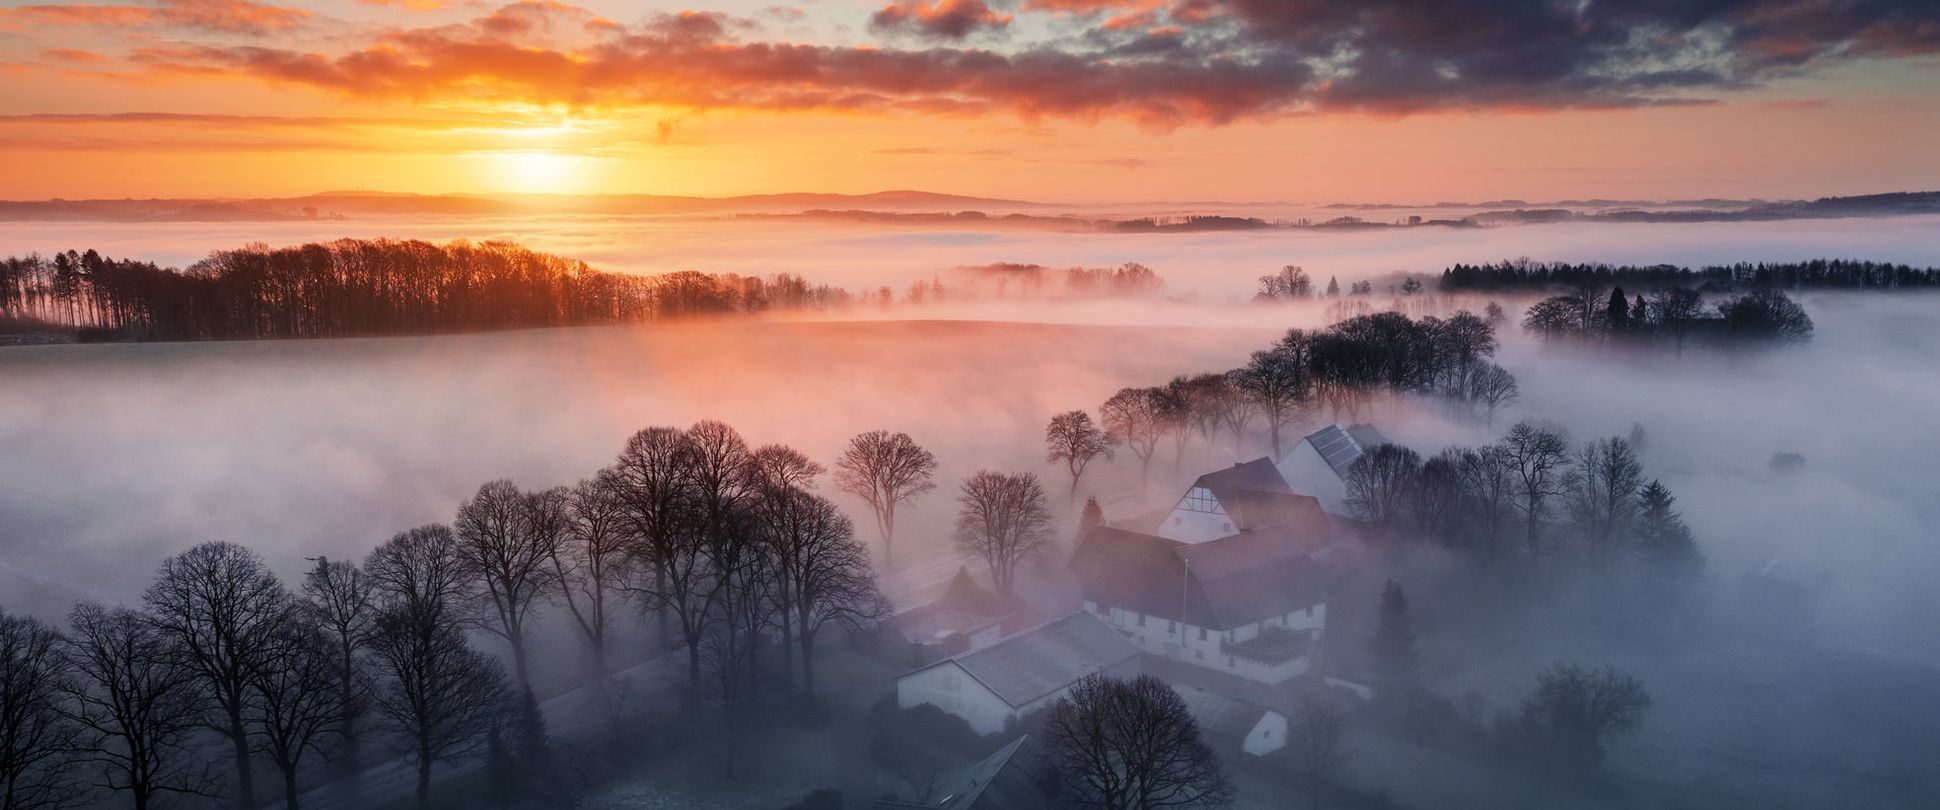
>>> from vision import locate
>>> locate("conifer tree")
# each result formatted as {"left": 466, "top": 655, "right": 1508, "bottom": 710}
{"left": 1370, "top": 579, "right": 1418, "bottom": 684}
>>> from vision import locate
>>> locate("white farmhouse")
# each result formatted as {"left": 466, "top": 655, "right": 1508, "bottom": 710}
{"left": 1156, "top": 457, "right": 1313, "bottom": 544}
{"left": 1275, "top": 423, "right": 1390, "bottom": 516}
{"left": 895, "top": 612, "right": 1140, "bottom": 735}
{"left": 1069, "top": 524, "right": 1328, "bottom": 684}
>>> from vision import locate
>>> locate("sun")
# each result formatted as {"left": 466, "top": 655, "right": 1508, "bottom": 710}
{"left": 491, "top": 151, "right": 586, "bottom": 194}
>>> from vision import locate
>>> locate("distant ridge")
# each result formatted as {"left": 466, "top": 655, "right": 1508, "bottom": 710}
{"left": 0, "top": 189, "right": 1048, "bottom": 222}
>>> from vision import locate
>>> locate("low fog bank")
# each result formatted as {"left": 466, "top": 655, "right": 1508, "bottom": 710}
{"left": 0, "top": 319, "right": 1271, "bottom": 617}
{"left": 2, "top": 212, "right": 1936, "bottom": 301}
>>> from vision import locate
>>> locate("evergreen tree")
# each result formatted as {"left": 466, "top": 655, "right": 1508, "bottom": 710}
{"left": 1369, "top": 580, "right": 1418, "bottom": 684}
{"left": 1634, "top": 481, "right": 1701, "bottom": 580}
{"left": 1078, "top": 496, "right": 1105, "bottom": 538}
{"left": 1606, "top": 286, "right": 1630, "bottom": 332}
{"left": 1326, "top": 276, "right": 1341, "bottom": 297}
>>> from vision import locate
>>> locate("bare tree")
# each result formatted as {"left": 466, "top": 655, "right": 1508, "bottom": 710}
{"left": 611, "top": 426, "right": 695, "bottom": 649}
{"left": 1516, "top": 663, "right": 1652, "bottom": 772}
{"left": 1045, "top": 410, "right": 1116, "bottom": 505}
{"left": 454, "top": 480, "right": 562, "bottom": 692}
{"left": 364, "top": 526, "right": 504, "bottom": 810}
{"left": 1344, "top": 444, "right": 1423, "bottom": 537}
{"left": 1566, "top": 436, "right": 1643, "bottom": 568}
{"left": 299, "top": 557, "right": 376, "bottom": 774}
{"left": 1232, "top": 332, "right": 1312, "bottom": 458}
{"left": 368, "top": 620, "right": 508, "bottom": 810}
{"left": 1464, "top": 361, "right": 1519, "bottom": 427}
{"left": 143, "top": 541, "right": 292, "bottom": 809}
{"left": 65, "top": 602, "right": 211, "bottom": 810}
{"left": 552, "top": 470, "right": 634, "bottom": 680}
{"left": 0, "top": 609, "right": 79, "bottom": 810}
{"left": 1499, "top": 422, "right": 1571, "bottom": 560}
{"left": 1043, "top": 674, "right": 1231, "bottom": 809}
{"left": 834, "top": 430, "right": 938, "bottom": 568}
{"left": 249, "top": 618, "right": 340, "bottom": 810}
{"left": 1288, "top": 696, "right": 1352, "bottom": 810}
{"left": 1101, "top": 387, "right": 1168, "bottom": 487}
{"left": 764, "top": 490, "right": 887, "bottom": 694}
{"left": 1459, "top": 445, "right": 1516, "bottom": 563}
{"left": 953, "top": 471, "right": 1054, "bottom": 597}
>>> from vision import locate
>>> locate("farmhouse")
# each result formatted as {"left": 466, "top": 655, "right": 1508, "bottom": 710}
{"left": 1156, "top": 456, "right": 1327, "bottom": 544}
{"left": 1275, "top": 423, "right": 1391, "bottom": 515}
{"left": 895, "top": 612, "right": 1140, "bottom": 735}
{"left": 887, "top": 567, "right": 1015, "bottom": 666}
{"left": 1069, "top": 524, "right": 1327, "bottom": 684}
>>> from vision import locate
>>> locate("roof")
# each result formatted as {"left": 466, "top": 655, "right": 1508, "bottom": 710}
{"left": 1070, "top": 526, "right": 1326, "bottom": 630}
{"left": 1176, "top": 687, "right": 1278, "bottom": 741}
{"left": 1227, "top": 490, "right": 1330, "bottom": 539}
{"left": 927, "top": 735, "right": 1060, "bottom": 810}
{"left": 1345, "top": 423, "right": 1389, "bottom": 449}
{"left": 1188, "top": 457, "right": 1295, "bottom": 511}
{"left": 911, "top": 612, "right": 1139, "bottom": 708}
{"left": 1301, "top": 424, "right": 1367, "bottom": 478}
{"left": 891, "top": 603, "right": 1005, "bottom": 645}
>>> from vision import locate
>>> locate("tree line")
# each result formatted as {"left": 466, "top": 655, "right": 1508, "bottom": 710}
{"left": 1522, "top": 284, "right": 1813, "bottom": 348}
{"left": 1343, "top": 423, "right": 1701, "bottom": 582}
{"left": 1440, "top": 258, "right": 1940, "bottom": 292}
{"left": 1046, "top": 309, "right": 1520, "bottom": 495}
{"left": 0, "top": 419, "right": 910, "bottom": 810}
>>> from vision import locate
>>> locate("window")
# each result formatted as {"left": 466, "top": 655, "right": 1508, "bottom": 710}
{"left": 1195, "top": 649, "right": 1204, "bottom": 660}
{"left": 1221, "top": 522, "right": 1232, "bottom": 533}
{"left": 1168, "top": 620, "right": 1177, "bottom": 634}
{"left": 1199, "top": 628, "right": 1207, "bottom": 641}
{"left": 1173, "top": 516, "right": 1183, "bottom": 526}
{"left": 1139, "top": 613, "right": 1147, "bottom": 627}
{"left": 1183, "top": 488, "right": 1221, "bottom": 513}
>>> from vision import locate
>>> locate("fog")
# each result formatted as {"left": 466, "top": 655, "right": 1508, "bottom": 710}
{"left": 4, "top": 214, "right": 1940, "bottom": 808}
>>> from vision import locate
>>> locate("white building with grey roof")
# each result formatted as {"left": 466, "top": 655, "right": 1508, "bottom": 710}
{"left": 895, "top": 611, "right": 1140, "bottom": 735}
{"left": 1276, "top": 423, "right": 1391, "bottom": 515}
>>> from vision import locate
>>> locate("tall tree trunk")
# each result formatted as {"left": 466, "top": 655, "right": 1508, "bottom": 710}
{"left": 416, "top": 747, "right": 432, "bottom": 810}
{"left": 229, "top": 710, "right": 255, "bottom": 809}
{"left": 508, "top": 630, "right": 531, "bottom": 693}
{"left": 800, "top": 631, "right": 817, "bottom": 696}
{"left": 283, "top": 766, "right": 301, "bottom": 810}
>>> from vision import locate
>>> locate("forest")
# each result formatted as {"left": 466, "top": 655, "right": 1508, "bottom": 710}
{"left": 0, "top": 241, "right": 1167, "bottom": 343}
{"left": 1438, "top": 258, "right": 1940, "bottom": 292}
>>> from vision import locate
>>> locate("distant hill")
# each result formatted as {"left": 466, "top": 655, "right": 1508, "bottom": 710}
{"left": 0, "top": 189, "right": 1048, "bottom": 222}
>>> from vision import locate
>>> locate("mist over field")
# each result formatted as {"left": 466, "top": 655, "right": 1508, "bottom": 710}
{"left": 5, "top": 214, "right": 1940, "bottom": 809}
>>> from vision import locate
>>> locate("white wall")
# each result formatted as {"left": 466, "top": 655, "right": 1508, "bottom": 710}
{"left": 1244, "top": 710, "right": 1289, "bottom": 757}
{"left": 1156, "top": 486, "right": 1238, "bottom": 544}
{"left": 1277, "top": 441, "right": 1349, "bottom": 515}
{"left": 1089, "top": 602, "right": 1324, "bottom": 685}
{"left": 897, "top": 662, "right": 1012, "bottom": 735}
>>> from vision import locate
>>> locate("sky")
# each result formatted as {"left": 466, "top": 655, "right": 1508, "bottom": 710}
{"left": 1, "top": 0, "right": 1939, "bottom": 202}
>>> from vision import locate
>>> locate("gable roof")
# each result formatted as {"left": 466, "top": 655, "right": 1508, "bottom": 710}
{"left": 928, "top": 735, "right": 1059, "bottom": 810}
{"left": 1345, "top": 423, "right": 1389, "bottom": 450}
{"left": 1070, "top": 526, "right": 1326, "bottom": 630}
{"left": 913, "top": 612, "right": 1139, "bottom": 708}
{"left": 1301, "top": 424, "right": 1367, "bottom": 478}
{"left": 1186, "top": 457, "right": 1294, "bottom": 511}
{"left": 1176, "top": 687, "right": 1277, "bottom": 741}
{"left": 1227, "top": 490, "right": 1331, "bottom": 539}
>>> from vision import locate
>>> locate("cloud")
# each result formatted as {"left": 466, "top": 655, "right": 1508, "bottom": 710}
{"left": 98, "top": 0, "right": 1940, "bottom": 126}
{"left": 869, "top": 0, "right": 1012, "bottom": 41}
{"left": 0, "top": 0, "right": 312, "bottom": 36}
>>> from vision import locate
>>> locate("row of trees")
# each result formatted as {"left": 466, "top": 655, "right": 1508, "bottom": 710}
{"left": 0, "top": 419, "right": 906, "bottom": 810}
{"left": 1343, "top": 424, "right": 1701, "bottom": 580}
{"left": 0, "top": 241, "right": 862, "bottom": 341}
{"left": 1523, "top": 285, "right": 1813, "bottom": 347}
{"left": 1442, "top": 258, "right": 1940, "bottom": 292}
{"left": 1045, "top": 310, "right": 1520, "bottom": 495}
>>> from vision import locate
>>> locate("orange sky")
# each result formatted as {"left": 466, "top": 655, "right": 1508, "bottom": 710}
{"left": 2, "top": 0, "right": 1938, "bottom": 202}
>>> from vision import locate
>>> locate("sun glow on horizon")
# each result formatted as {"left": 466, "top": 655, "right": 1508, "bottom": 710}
{"left": 489, "top": 151, "right": 589, "bottom": 195}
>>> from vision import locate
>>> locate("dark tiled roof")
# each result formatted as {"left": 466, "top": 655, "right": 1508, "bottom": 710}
{"left": 1188, "top": 457, "right": 1294, "bottom": 511}
{"left": 1227, "top": 490, "right": 1331, "bottom": 539}
{"left": 1071, "top": 525, "right": 1325, "bottom": 630}
{"left": 924, "top": 612, "right": 1140, "bottom": 708}
{"left": 929, "top": 735, "right": 1060, "bottom": 810}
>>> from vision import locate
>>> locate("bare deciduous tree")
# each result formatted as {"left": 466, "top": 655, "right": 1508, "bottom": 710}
{"left": 454, "top": 480, "right": 562, "bottom": 692}
{"left": 1567, "top": 436, "right": 1643, "bottom": 568}
{"left": 953, "top": 471, "right": 1054, "bottom": 597}
{"left": 0, "top": 609, "right": 79, "bottom": 810}
{"left": 249, "top": 619, "right": 340, "bottom": 810}
{"left": 1344, "top": 444, "right": 1422, "bottom": 537}
{"left": 65, "top": 602, "right": 211, "bottom": 810}
{"left": 1288, "top": 696, "right": 1352, "bottom": 810}
{"left": 1232, "top": 332, "right": 1312, "bottom": 458}
{"left": 1517, "top": 662, "right": 1652, "bottom": 772}
{"left": 1045, "top": 410, "right": 1116, "bottom": 505}
{"left": 1101, "top": 387, "right": 1169, "bottom": 487}
{"left": 143, "top": 541, "right": 292, "bottom": 809}
{"left": 612, "top": 426, "right": 694, "bottom": 649}
{"left": 1043, "top": 674, "right": 1231, "bottom": 810}
{"left": 552, "top": 470, "right": 634, "bottom": 680}
{"left": 364, "top": 525, "right": 504, "bottom": 810}
{"left": 763, "top": 490, "right": 887, "bottom": 694}
{"left": 1464, "top": 361, "right": 1519, "bottom": 428}
{"left": 1499, "top": 422, "right": 1571, "bottom": 560}
{"left": 299, "top": 556, "right": 376, "bottom": 774}
{"left": 834, "top": 430, "right": 938, "bottom": 568}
